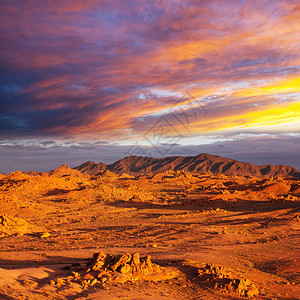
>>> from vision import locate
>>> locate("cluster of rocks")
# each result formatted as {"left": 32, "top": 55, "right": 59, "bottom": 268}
{"left": 272, "top": 194, "right": 299, "bottom": 202}
{"left": 198, "top": 264, "right": 259, "bottom": 298}
{"left": 50, "top": 252, "right": 177, "bottom": 289}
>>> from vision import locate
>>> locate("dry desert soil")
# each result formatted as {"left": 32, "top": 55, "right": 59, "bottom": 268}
{"left": 0, "top": 165, "right": 299, "bottom": 299}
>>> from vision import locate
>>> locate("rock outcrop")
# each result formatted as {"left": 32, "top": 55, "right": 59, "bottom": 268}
{"left": 50, "top": 252, "right": 177, "bottom": 289}
{"left": 198, "top": 263, "right": 259, "bottom": 298}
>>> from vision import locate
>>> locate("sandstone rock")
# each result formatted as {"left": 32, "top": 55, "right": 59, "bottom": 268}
{"left": 246, "top": 285, "right": 260, "bottom": 298}
{"left": 40, "top": 232, "right": 51, "bottom": 238}
{"left": 50, "top": 280, "right": 56, "bottom": 286}
{"left": 120, "top": 264, "right": 131, "bottom": 274}
{"left": 83, "top": 273, "right": 94, "bottom": 280}
{"left": 90, "top": 278, "right": 98, "bottom": 286}
{"left": 198, "top": 264, "right": 259, "bottom": 298}
{"left": 0, "top": 214, "right": 33, "bottom": 235}
{"left": 47, "top": 252, "right": 175, "bottom": 291}
{"left": 56, "top": 278, "right": 64, "bottom": 285}
{"left": 69, "top": 251, "right": 178, "bottom": 288}
{"left": 132, "top": 252, "right": 140, "bottom": 265}
{"left": 110, "top": 253, "right": 132, "bottom": 271}
{"left": 51, "top": 277, "right": 65, "bottom": 288}
{"left": 72, "top": 271, "right": 80, "bottom": 279}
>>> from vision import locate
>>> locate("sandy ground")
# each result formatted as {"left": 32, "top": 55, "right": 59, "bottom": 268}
{"left": 0, "top": 168, "right": 299, "bottom": 299}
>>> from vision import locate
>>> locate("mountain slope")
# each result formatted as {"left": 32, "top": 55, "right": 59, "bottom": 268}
{"left": 74, "top": 161, "right": 107, "bottom": 175}
{"left": 74, "top": 153, "right": 300, "bottom": 178}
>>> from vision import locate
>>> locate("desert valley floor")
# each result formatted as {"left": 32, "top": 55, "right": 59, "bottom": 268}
{"left": 0, "top": 165, "right": 299, "bottom": 299}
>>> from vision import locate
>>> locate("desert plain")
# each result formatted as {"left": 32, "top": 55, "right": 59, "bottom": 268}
{"left": 0, "top": 157, "right": 299, "bottom": 300}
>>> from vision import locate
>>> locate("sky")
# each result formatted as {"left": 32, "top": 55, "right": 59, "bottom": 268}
{"left": 0, "top": 0, "right": 300, "bottom": 173}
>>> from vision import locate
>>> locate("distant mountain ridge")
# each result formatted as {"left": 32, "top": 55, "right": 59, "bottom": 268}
{"left": 74, "top": 153, "right": 300, "bottom": 178}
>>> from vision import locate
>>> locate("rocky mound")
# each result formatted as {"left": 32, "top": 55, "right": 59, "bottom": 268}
{"left": 50, "top": 252, "right": 177, "bottom": 289}
{"left": 0, "top": 165, "right": 91, "bottom": 194}
{"left": 6, "top": 171, "right": 30, "bottom": 181}
{"left": 0, "top": 173, "right": 7, "bottom": 180}
{"left": 198, "top": 263, "right": 259, "bottom": 298}
{"left": 49, "top": 164, "right": 88, "bottom": 180}
{"left": 0, "top": 214, "right": 34, "bottom": 236}
{"left": 98, "top": 169, "right": 118, "bottom": 180}
{"left": 263, "top": 182, "right": 291, "bottom": 194}
{"left": 0, "top": 173, "right": 80, "bottom": 193}
{"left": 75, "top": 153, "right": 300, "bottom": 178}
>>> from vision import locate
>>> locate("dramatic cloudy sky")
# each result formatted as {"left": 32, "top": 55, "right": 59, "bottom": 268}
{"left": 0, "top": 0, "right": 299, "bottom": 172}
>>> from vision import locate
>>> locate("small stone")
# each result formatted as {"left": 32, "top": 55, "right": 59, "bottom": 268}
{"left": 66, "top": 276, "right": 72, "bottom": 283}
{"left": 40, "top": 232, "right": 51, "bottom": 238}
{"left": 72, "top": 271, "right": 80, "bottom": 279}
{"left": 50, "top": 280, "right": 56, "bottom": 286}
{"left": 54, "top": 278, "right": 64, "bottom": 289}
{"left": 56, "top": 278, "right": 64, "bottom": 284}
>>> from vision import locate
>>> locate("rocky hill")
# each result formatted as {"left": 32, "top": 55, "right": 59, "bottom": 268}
{"left": 74, "top": 153, "right": 300, "bottom": 178}
{"left": 73, "top": 161, "right": 106, "bottom": 175}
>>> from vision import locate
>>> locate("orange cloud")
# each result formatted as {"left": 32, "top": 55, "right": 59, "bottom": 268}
{"left": 0, "top": 0, "right": 299, "bottom": 141}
